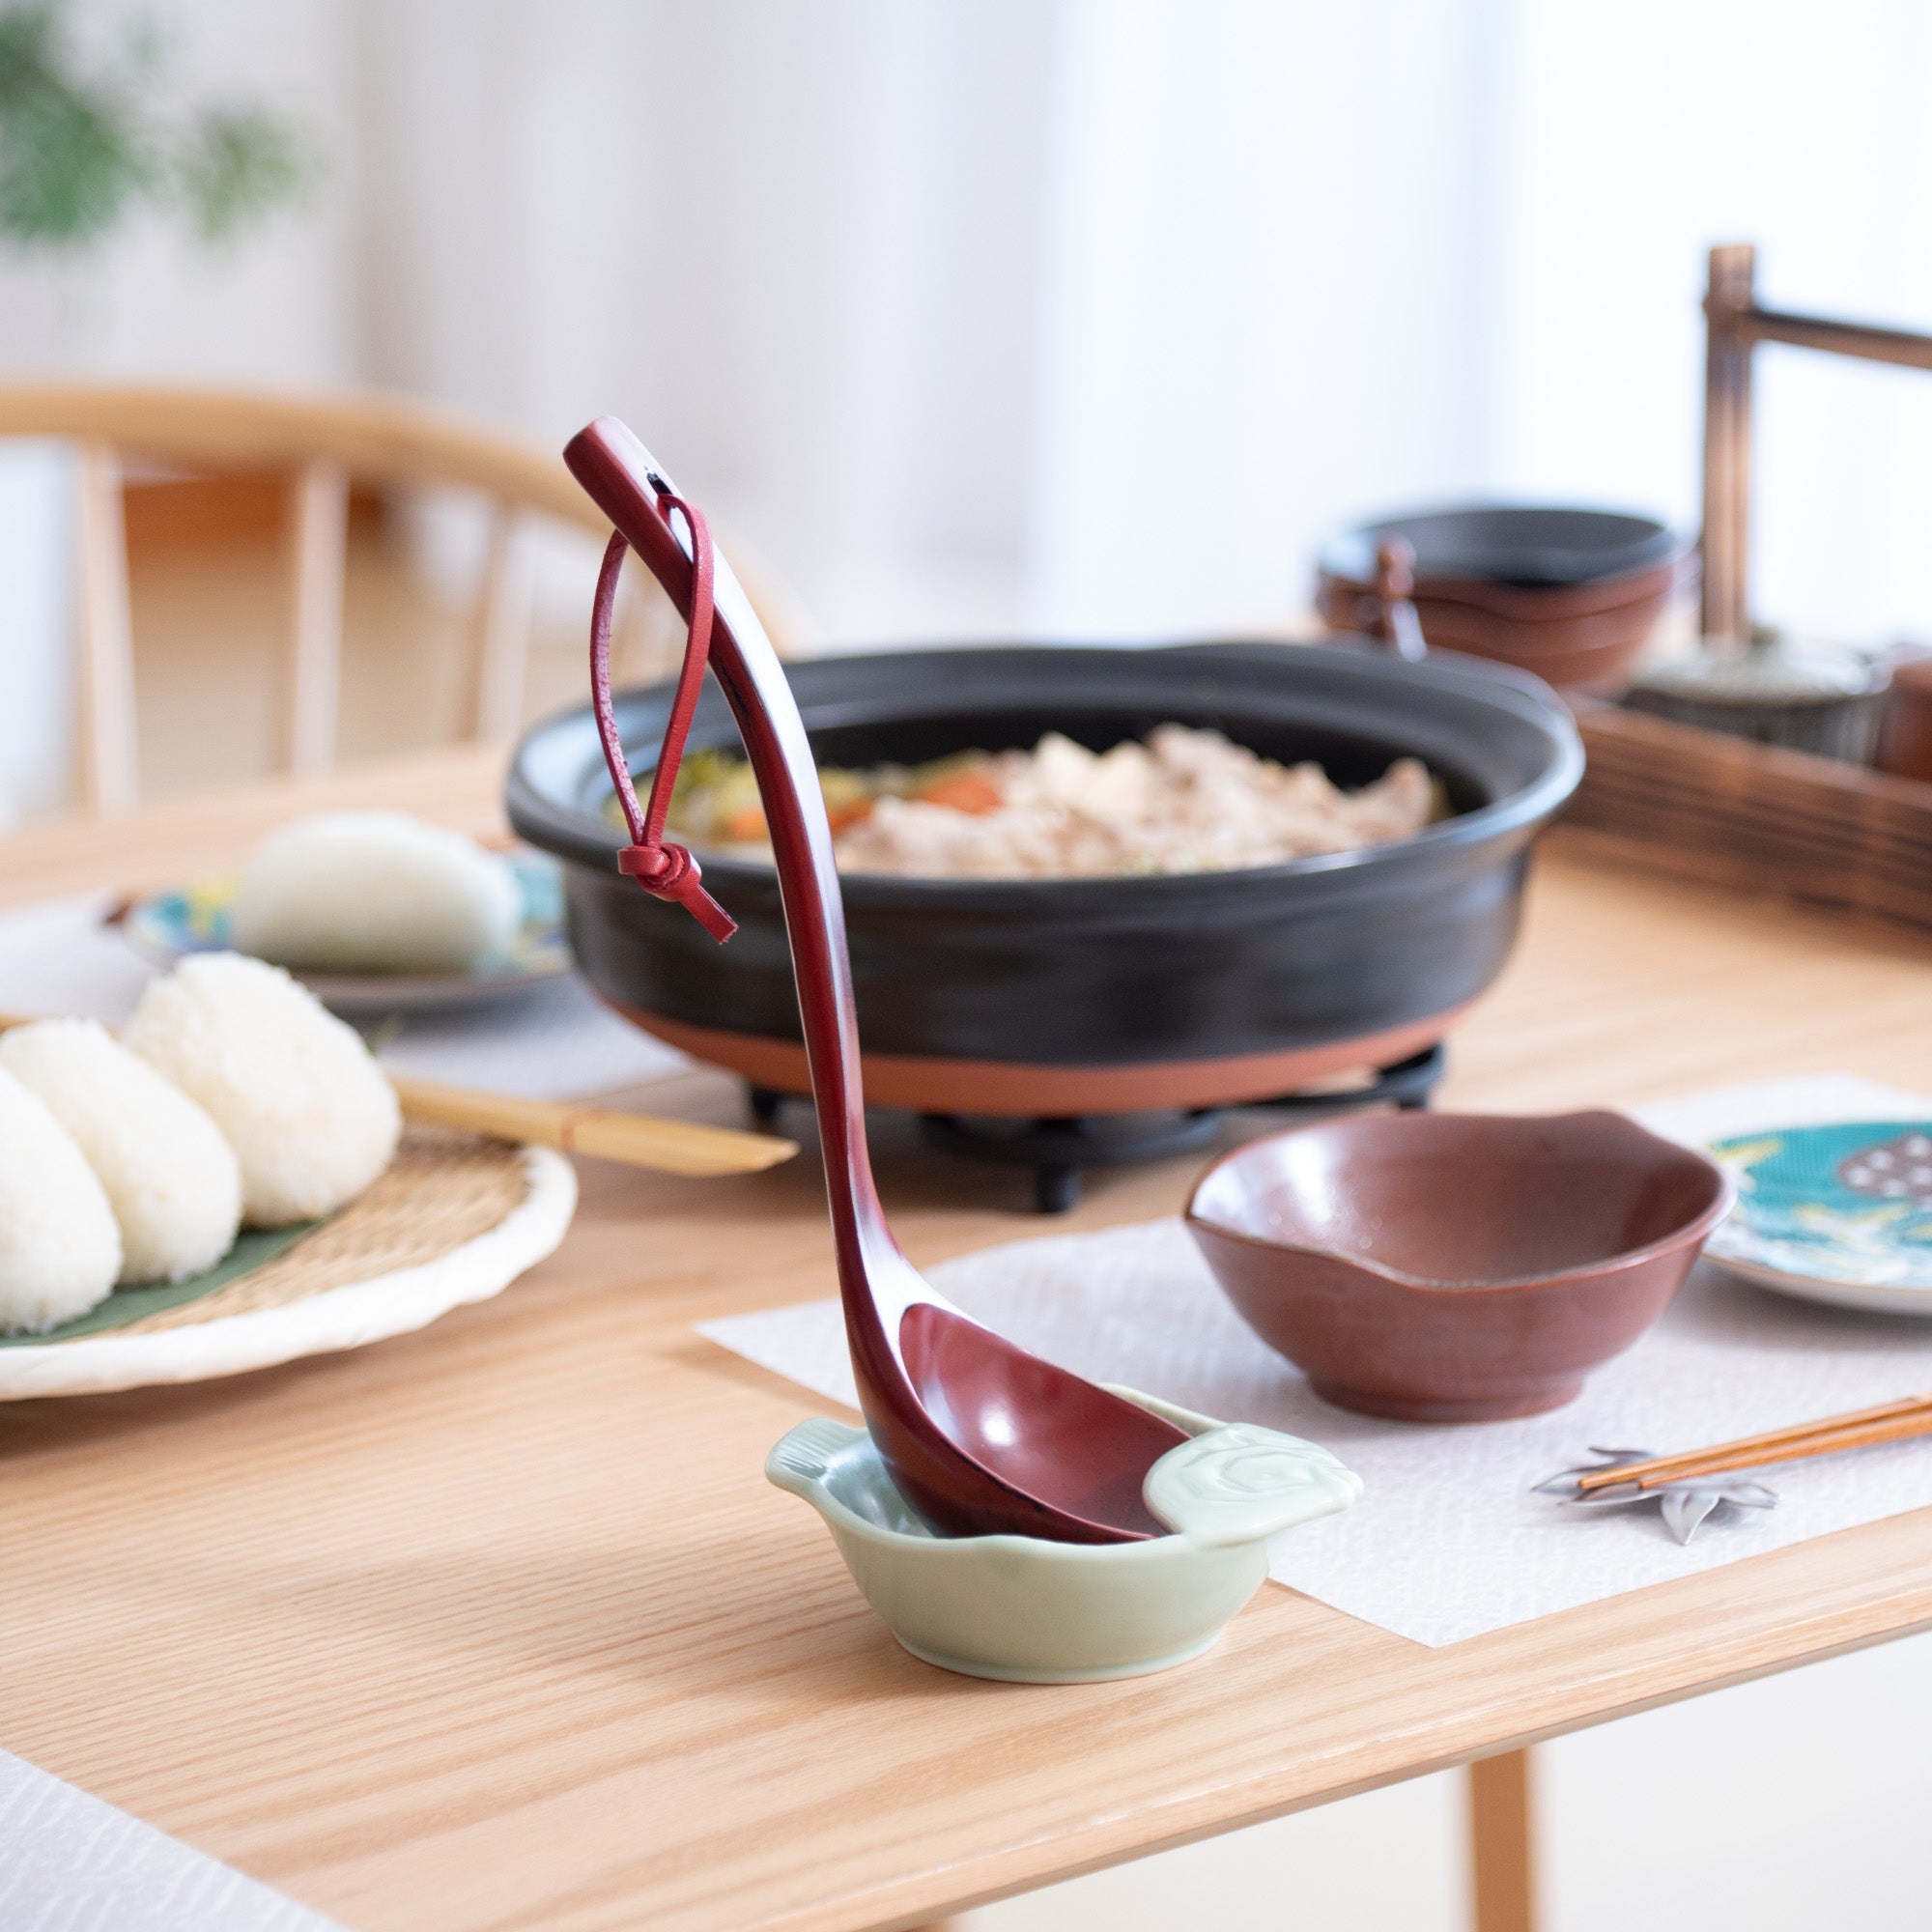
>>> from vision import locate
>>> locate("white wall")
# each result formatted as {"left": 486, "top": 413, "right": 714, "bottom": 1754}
{"left": 333, "top": 0, "right": 1932, "bottom": 646}
{"left": 351, "top": 0, "right": 1057, "bottom": 639}
{"left": 1025, "top": 0, "right": 1507, "bottom": 638}
{"left": 0, "top": 441, "right": 74, "bottom": 821}
{"left": 1483, "top": 0, "right": 1932, "bottom": 647}
{"left": 8, "top": 0, "right": 1932, "bottom": 653}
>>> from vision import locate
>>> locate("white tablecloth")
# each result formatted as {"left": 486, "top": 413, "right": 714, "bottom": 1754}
{"left": 702, "top": 1076, "right": 1932, "bottom": 1646}
{"left": 0, "top": 1748, "right": 341, "bottom": 1931}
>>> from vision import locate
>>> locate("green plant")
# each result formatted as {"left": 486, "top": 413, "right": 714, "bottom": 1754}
{"left": 0, "top": 0, "right": 308, "bottom": 251}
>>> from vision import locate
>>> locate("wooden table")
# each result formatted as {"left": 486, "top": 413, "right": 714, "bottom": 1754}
{"left": 7, "top": 747, "right": 1932, "bottom": 1932}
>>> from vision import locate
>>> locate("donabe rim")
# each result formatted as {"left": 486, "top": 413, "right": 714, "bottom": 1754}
{"left": 505, "top": 640, "right": 1586, "bottom": 907}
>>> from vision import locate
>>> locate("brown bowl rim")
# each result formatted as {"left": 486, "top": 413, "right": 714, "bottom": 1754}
{"left": 1183, "top": 1109, "right": 1734, "bottom": 1293}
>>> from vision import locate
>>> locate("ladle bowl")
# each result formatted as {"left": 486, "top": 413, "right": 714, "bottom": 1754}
{"left": 564, "top": 418, "right": 1187, "bottom": 1542}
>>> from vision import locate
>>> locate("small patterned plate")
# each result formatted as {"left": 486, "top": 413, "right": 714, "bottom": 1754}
{"left": 120, "top": 855, "right": 571, "bottom": 1015}
{"left": 1706, "top": 1120, "right": 1932, "bottom": 1314}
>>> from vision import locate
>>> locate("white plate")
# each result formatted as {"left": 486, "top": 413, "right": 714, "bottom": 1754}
{"left": 119, "top": 856, "right": 572, "bottom": 1015}
{"left": 1702, "top": 1249, "right": 1932, "bottom": 1317}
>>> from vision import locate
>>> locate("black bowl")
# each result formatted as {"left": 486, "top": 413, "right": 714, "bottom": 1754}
{"left": 1320, "top": 504, "right": 1679, "bottom": 590}
{"left": 505, "top": 642, "right": 1583, "bottom": 1115}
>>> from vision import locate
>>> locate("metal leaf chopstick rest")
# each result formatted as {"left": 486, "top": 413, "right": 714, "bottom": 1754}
{"left": 1534, "top": 1448, "right": 1777, "bottom": 1545}
{"left": 1535, "top": 1389, "right": 1932, "bottom": 1544}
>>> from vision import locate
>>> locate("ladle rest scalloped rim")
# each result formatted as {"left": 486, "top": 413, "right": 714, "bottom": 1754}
{"left": 766, "top": 1388, "right": 1361, "bottom": 1684}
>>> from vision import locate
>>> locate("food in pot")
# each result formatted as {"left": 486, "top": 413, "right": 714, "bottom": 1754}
{"left": 0, "top": 1018, "right": 242, "bottom": 1286}
{"left": 124, "top": 953, "right": 401, "bottom": 1227}
{"left": 232, "top": 810, "right": 523, "bottom": 973}
{"left": 0, "top": 1065, "right": 121, "bottom": 1333}
{"left": 645, "top": 725, "right": 1435, "bottom": 879}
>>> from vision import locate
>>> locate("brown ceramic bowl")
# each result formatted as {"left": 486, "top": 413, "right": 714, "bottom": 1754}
{"left": 1185, "top": 1111, "right": 1731, "bottom": 1423}
{"left": 1315, "top": 566, "right": 1677, "bottom": 691}
{"left": 1406, "top": 596, "right": 1671, "bottom": 691}
{"left": 1317, "top": 556, "right": 1678, "bottom": 624}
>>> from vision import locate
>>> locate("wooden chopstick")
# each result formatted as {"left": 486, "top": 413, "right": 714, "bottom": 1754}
{"left": 0, "top": 1010, "right": 797, "bottom": 1179}
{"left": 386, "top": 1075, "right": 797, "bottom": 1178}
{"left": 1574, "top": 1391, "right": 1932, "bottom": 1492}
{"left": 1594, "top": 1409, "right": 1932, "bottom": 1492}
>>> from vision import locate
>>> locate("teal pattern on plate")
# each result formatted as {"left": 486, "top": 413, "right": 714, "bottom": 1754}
{"left": 127, "top": 855, "right": 568, "bottom": 981}
{"left": 1708, "top": 1121, "right": 1932, "bottom": 1290}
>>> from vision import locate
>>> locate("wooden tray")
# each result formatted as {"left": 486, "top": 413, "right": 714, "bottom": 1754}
{"left": 1562, "top": 702, "right": 1932, "bottom": 930}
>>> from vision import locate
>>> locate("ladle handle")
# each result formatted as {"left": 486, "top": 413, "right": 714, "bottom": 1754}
{"left": 563, "top": 420, "right": 905, "bottom": 1306}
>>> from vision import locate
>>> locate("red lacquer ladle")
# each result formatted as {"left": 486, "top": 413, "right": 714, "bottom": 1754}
{"left": 566, "top": 417, "right": 1185, "bottom": 1542}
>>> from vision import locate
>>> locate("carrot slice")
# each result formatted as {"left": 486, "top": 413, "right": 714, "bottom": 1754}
{"left": 917, "top": 771, "right": 1004, "bottom": 815}
{"left": 826, "top": 798, "right": 874, "bottom": 833}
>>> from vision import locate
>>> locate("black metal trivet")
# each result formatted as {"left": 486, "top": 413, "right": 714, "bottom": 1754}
{"left": 750, "top": 1042, "right": 1445, "bottom": 1214}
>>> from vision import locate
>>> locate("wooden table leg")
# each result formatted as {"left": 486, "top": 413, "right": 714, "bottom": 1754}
{"left": 1468, "top": 1747, "right": 1537, "bottom": 1932}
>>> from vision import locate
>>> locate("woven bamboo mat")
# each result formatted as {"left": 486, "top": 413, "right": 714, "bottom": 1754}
{"left": 92, "top": 1128, "right": 528, "bottom": 1341}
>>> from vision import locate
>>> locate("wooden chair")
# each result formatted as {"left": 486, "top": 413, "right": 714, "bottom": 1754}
{"left": 0, "top": 385, "right": 800, "bottom": 814}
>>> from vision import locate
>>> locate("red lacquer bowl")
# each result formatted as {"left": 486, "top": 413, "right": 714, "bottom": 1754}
{"left": 1186, "top": 1111, "right": 1731, "bottom": 1423}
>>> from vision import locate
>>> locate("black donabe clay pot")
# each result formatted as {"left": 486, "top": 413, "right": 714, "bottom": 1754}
{"left": 505, "top": 642, "right": 1583, "bottom": 1115}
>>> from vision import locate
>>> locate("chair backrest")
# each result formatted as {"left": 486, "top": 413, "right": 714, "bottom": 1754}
{"left": 1701, "top": 244, "right": 1932, "bottom": 643}
{"left": 0, "top": 385, "right": 797, "bottom": 814}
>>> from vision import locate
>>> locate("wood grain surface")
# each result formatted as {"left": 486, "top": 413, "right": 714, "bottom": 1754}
{"left": 4, "top": 754, "right": 1932, "bottom": 1932}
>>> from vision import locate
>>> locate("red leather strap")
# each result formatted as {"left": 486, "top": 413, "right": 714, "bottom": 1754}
{"left": 588, "top": 496, "right": 738, "bottom": 944}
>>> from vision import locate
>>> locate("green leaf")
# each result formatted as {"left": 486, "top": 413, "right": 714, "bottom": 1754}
{"left": 176, "top": 103, "right": 309, "bottom": 242}
{"left": 0, "top": 1219, "right": 322, "bottom": 1348}
{"left": 0, "top": 84, "right": 152, "bottom": 245}
{"left": 0, "top": 0, "right": 307, "bottom": 252}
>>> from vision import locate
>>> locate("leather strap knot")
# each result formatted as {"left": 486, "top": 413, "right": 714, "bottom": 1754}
{"left": 589, "top": 490, "right": 738, "bottom": 946}
{"left": 616, "top": 841, "right": 684, "bottom": 885}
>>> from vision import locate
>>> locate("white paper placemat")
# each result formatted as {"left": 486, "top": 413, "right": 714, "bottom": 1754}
{"left": 0, "top": 1747, "right": 341, "bottom": 1931}
{"left": 0, "top": 893, "right": 684, "bottom": 1100}
{"left": 701, "top": 1075, "right": 1932, "bottom": 1647}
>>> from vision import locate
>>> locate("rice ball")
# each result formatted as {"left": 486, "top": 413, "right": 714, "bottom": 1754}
{"left": 0, "top": 1065, "right": 120, "bottom": 1333}
{"left": 0, "top": 1018, "right": 242, "bottom": 1286}
{"left": 231, "top": 810, "right": 522, "bottom": 973}
{"left": 123, "top": 953, "right": 401, "bottom": 1227}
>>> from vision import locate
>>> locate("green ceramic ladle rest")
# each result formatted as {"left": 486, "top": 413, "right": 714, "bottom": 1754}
{"left": 767, "top": 1387, "right": 1361, "bottom": 1684}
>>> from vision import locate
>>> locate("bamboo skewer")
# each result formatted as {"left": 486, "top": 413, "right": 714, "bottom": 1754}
{"left": 1574, "top": 1391, "right": 1932, "bottom": 1493}
{"left": 0, "top": 1011, "right": 797, "bottom": 1179}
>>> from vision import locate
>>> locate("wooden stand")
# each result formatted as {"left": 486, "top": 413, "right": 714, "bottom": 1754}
{"left": 1569, "top": 244, "right": 1932, "bottom": 929}
{"left": 1565, "top": 702, "right": 1932, "bottom": 930}
{"left": 1699, "top": 242, "right": 1932, "bottom": 641}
